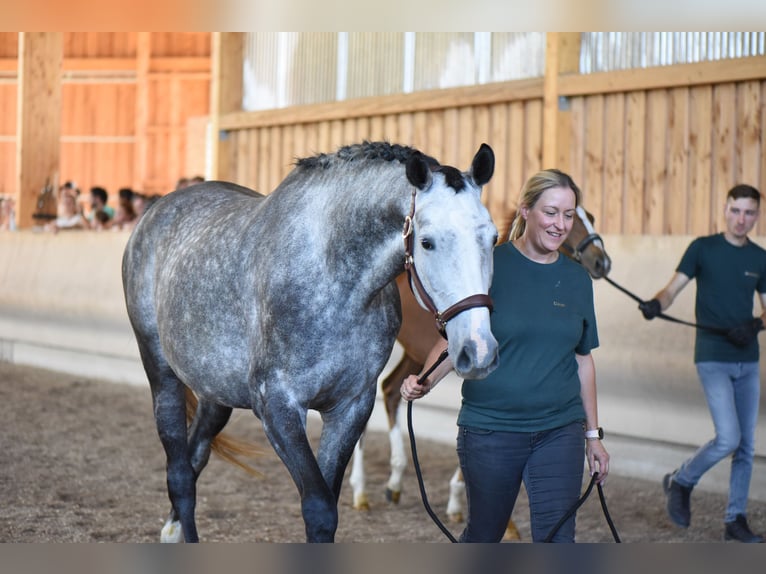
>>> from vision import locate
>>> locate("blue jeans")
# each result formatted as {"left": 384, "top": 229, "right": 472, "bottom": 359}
{"left": 456, "top": 420, "right": 585, "bottom": 543}
{"left": 674, "top": 361, "right": 760, "bottom": 522}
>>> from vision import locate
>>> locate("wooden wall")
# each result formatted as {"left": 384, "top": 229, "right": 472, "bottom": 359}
{"left": 216, "top": 56, "right": 766, "bottom": 238}
{"left": 0, "top": 32, "right": 211, "bottom": 209}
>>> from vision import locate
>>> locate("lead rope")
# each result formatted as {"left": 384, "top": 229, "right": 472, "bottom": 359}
{"left": 602, "top": 276, "right": 727, "bottom": 335}
{"left": 407, "top": 349, "right": 621, "bottom": 543}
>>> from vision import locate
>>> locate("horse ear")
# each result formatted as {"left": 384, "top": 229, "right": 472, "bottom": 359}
{"left": 470, "top": 143, "right": 495, "bottom": 187}
{"left": 406, "top": 153, "right": 433, "bottom": 190}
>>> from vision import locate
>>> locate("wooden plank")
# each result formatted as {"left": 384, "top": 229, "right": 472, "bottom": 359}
{"left": 267, "top": 126, "right": 283, "bottom": 193}
{"left": 603, "top": 93, "right": 625, "bottom": 234}
{"left": 506, "top": 101, "right": 525, "bottom": 215}
{"left": 457, "top": 107, "right": 474, "bottom": 169}
{"left": 566, "top": 97, "right": 586, "bottom": 190}
{"left": 15, "top": 33, "right": 63, "bottom": 229}
{"left": 666, "top": 88, "right": 690, "bottom": 235}
{"left": 258, "top": 128, "right": 271, "bottom": 194}
{"left": 712, "top": 84, "right": 737, "bottom": 233}
{"left": 397, "top": 113, "right": 414, "bottom": 147}
{"left": 688, "top": 85, "right": 713, "bottom": 236}
{"left": 523, "top": 99, "right": 543, "bottom": 184}
{"left": 559, "top": 56, "right": 766, "bottom": 97}
{"left": 583, "top": 95, "right": 605, "bottom": 227}
{"left": 382, "top": 114, "right": 398, "bottom": 143}
{"left": 761, "top": 80, "right": 766, "bottom": 236}
{"left": 411, "top": 111, "right": 427, "bottom": 151}
{"left": 624, "top": 91, "right": 646, "bottom": 234}
{"left": 736, "top": 81, "right": 762, "bottom": 235}
{"left": 487, "top": 103, "right": 509, "bottom": 231}
{"left": 426, "top": 110, "right": 444, "bottom": 162}
{"left": 441, "top": 108, "right": 459, "bottom": 166}
{"left": 645, "top": 90, "right": 668, "bottom": 235}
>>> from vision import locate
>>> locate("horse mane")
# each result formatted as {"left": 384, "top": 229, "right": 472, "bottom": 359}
{"left": 295, "top": 141, "right": 440, "bottom": 171}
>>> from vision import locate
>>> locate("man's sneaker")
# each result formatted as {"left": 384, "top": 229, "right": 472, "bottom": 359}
{"left": 662, "top": 472, "right": 692, "bottom": 528}
{"left": 724, "top": 514, "right": 764, "bottom": 543}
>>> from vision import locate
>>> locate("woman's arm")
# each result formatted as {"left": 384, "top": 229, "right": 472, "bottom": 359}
{"left": 400, "top": 338, "right": 451, "bottom": 401}
{"left": 577, "top": 352, "right": 610, "bottom": 483}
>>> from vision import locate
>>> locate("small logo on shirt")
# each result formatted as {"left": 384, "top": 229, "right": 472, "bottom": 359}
{"left": 745, "top": 271, "right": 759, "bottom": 278}
{"left": 553, "top": 301, "right": 566, "bottom": 308}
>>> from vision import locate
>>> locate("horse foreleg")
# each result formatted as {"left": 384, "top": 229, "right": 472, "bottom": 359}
{"left": 349, "top": 434, "right": 369, "bottom": 510}
{"left": 162, "top": 396, "right": 233, "bottom": 542}
{"left": 259, "top": 391, "right": 339, "bottom": 542}
{"left": 147, "top": 371, "right": 199, "bottom": 543}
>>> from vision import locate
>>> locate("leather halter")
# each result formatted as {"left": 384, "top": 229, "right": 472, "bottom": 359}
{"left": 559, "top": 206, "right": 604, "bottom": 263}
{"left": 402, "top": 189, "right": 493, "bottom": 338}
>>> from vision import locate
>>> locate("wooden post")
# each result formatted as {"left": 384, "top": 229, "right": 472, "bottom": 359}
{"left": 209, "top": 33, "right": 243, "bottom": 181}
{"left": 542, "top": 33, "right": 581, "bottom": 170}
{"left": 15, "top": 33, "right": 62, "bottom": 229}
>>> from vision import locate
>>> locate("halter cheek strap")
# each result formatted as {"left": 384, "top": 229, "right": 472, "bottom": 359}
{"left": 402, "top": 190, "right": 493, "bottom": 338}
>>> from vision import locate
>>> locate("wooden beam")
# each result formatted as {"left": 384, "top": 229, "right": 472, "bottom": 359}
{"left": 559, "top": 55, "right": 766, "bottom": 97}
{"left": 209, "top": 33, "right": 244, "bottom": 180}
{"left": 218, "top": 78, "right": 544, "bottom": 132}
{"left": 15, "top": 33, "right": 62, "bottom": 229}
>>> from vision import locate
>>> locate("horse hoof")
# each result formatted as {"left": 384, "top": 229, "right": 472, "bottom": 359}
{"left": 502, "top": 521, "right": 521, "bottom": 541}
{"left": 448, "top": 512, "right": 463, "bottom": 524}
{"left": 352, "top": 494, "right": 370, "bottom": 511}
{"left": 160, "top": 520, "right": 184, "bottom": 543}
{"left": 385, "top": 488, "right": 401, "bottom": 504}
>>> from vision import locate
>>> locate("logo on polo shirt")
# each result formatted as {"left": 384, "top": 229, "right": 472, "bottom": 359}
{"left": 553, "top": 301, "right": 566, "bottom": 308}
{"left": 745, "top": 271, "right": 759, "bottom": 278}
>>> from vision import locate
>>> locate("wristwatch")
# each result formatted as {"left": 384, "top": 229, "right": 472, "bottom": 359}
{"left": 585, "top": 427, "right": 604, "bottom": 440}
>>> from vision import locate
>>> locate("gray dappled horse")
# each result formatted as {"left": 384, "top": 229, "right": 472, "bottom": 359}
{"left": 122, "top": 141, "right": 499, "bottom": 542}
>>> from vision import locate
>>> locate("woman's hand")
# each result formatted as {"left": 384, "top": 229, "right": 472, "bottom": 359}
{"left": 400, "top": 374, "right": 432, "bottom": 401}
{"left": 586, "top": 439, "right": 610, "bottom": 484}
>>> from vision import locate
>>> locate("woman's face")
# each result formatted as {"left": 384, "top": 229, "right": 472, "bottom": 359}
{"left": 520, "top": 186, "right": 577, "bottom": 255}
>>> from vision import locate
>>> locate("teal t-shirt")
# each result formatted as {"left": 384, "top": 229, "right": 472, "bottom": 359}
{"left": 676, "top": 233, "right": 766, "bottom": 363}
{"left": 458, "top": 242, "right": 599, "bottom": 432}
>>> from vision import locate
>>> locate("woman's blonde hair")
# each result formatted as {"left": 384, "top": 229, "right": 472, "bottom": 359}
{"left": 507, "top": 169, "right": 582, "bottom": 242}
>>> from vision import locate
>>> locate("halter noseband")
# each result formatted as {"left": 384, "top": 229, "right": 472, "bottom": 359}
{"left": 402, "top": 189, "right": 493, "bottom": 338}
{"left": 560, "top": 205, "right": 604, "bottom": 263}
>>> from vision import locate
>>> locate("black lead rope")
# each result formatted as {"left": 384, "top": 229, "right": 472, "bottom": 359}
{"left": 602, "top": 276, "right": 728, "bottom": 335}
{"left": 406, "top": 349, "right": 621, "bottom": 543}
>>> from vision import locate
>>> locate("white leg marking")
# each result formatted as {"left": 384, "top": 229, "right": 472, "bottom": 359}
{"left": 446, "top": 466, "right": 465, "bottom": 522}
{"left": 386, "top": 424, "right": 407, "bottom": 502}
{"left": 349, "top": 439, "right": 369, "bottom": 510}
{"left": 160, "top": 519, "right": 184, "bottom": 543}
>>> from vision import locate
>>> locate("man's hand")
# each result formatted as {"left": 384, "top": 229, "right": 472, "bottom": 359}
{"left": 638, "top": 298, "right": 662, "bottom": 320}
{"left": 726, "top": 318, "right": 764, "bottom": 347}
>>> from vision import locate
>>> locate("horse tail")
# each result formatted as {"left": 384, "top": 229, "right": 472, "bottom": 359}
{"left": 184, "top": 388, "right": 264, "bottom": 478}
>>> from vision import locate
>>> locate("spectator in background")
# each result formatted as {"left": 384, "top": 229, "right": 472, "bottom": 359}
{"left": 44, "top": 188, "right": 86, "bottom": 232}
{"left": 111, "top": 187, "right": 138, "bottom": 230}
{"left": 87, "top": 186, "right": 114, "bottom": 230}
{"left": 0, "top": 196, "right": 16, "bottom": 231}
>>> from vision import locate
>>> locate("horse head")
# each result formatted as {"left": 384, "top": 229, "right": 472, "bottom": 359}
{"left": 560, "top": 206, "right": 612, "bottom": 279}
{"left": 403, "top": 143, "right": 499, "bottom": 380}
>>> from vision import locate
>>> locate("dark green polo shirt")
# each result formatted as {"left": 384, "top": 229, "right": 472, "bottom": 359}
{"left": 458, "top": 242, "right": 599, "bottom": 432}
{"left": 677, "top": 234, "right": 766, "bottom": 363}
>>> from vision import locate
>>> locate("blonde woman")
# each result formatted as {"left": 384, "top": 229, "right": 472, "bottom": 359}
{"left": 402, "top": 169, "right": 609, "bottom": 543}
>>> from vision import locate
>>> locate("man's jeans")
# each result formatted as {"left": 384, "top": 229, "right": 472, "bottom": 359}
{"left": 456, "top": 420, "right": 584, "bottom": 542}
{"left": 674, "top": 361, "right": 760, "bottom": 522}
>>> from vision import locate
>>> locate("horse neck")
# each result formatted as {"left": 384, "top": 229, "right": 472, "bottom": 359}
{"left": 280, "top": 165, "right": 412, "bottom": 301}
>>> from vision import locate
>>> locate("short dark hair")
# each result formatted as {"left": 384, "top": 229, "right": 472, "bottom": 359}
{"left": 91, "top": 186, "right": 108, "bottom": 203}
{"left": 728, "top": 184, "right": 761, "bottom": 205}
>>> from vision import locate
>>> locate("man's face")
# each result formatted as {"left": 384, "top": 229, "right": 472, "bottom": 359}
{"left": 724, "top": 196, "right": 760, "bottom": 240}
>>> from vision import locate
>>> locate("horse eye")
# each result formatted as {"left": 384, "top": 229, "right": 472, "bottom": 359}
{"left": 420, "top": 238, "right": 434, "bottom": 250}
